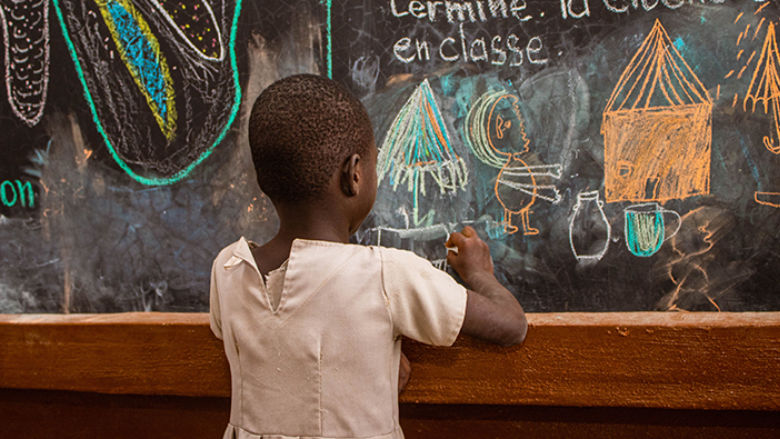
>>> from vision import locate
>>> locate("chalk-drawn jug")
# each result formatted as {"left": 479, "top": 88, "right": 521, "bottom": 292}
{"left": 569, "top": 191, "right": 611, "bottom": 261}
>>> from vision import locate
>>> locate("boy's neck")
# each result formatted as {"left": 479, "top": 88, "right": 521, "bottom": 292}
{"left": 251, "top": 200, "right": 352, "bottom": 275}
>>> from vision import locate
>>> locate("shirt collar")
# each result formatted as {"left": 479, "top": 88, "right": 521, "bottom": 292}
{"left": 225, "top": 236, "right": 260, "bottom": 272}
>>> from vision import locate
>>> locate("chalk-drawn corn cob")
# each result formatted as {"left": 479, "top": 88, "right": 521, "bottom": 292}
{"left": 0, "top": 0, "right": 50, "bottom": 127}
{"left": 52, "top": 0, "right": 241, "bottom": 185}
{"left": 95, "top": 0, "right": 177, "bottom": 141}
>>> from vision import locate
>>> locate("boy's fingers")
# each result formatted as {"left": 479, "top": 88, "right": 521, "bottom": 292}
{"left": 461, "top": 226, "right": 476, "bottom": 237}
{"left": 447, "top": 232, "right": 466, "bottom": 248}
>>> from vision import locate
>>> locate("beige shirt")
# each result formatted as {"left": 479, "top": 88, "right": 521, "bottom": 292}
{"left": 210, "top": 237, "right": 467, "bottom": 439}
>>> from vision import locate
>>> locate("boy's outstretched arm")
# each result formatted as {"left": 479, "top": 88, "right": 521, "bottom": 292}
{"left": 446, "top": 226, "right": 527, "bottom": 347}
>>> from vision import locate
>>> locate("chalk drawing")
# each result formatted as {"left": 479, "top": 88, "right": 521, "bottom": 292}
{"left": 53, "top": 0, "right": 243, "bottom": 185}
{"left": 360, "top": 216, "right": 504, "bottom": 271}
{"left": 624, "top": 202, "right": 680, "bottom": 257}
{"left": 603, "top": 19, "right": 712, "bottom": 203}
{"left": 95, "top": 0, "right": 177, "bottom": 141}
{"left": 464, "top": 89, "right": 561, "bottom": 235}
{"left": 744, "top": 22, "right": 780, "bottom": 155}
{"left": 568, "top": 190, "right": 610, "bottom": 261}
{"left": 150, "top": 0, "right": 224, "bottom": 61}
{"left": 0, "top": 0, "right": 49, "bottom": 127}
{"left": 658, "top": 207, "right": 750, "bottom": 312}
{"left": 378, "top": 79, "right": 468, "bottom": 227}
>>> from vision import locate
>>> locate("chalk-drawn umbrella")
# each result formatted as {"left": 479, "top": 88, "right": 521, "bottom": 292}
{"left": 744, "top": 22, "right": 780, "bottom": 154}
{"left": 378, "top": 79, "right": 467, "bottom": 227}
{"left": 747, "top": 22, "right": 780, "bottom": 207}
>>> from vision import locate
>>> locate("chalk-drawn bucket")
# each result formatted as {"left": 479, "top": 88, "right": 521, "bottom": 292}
{"left": 624, "top": 203, "right": 680, "bottom": 257}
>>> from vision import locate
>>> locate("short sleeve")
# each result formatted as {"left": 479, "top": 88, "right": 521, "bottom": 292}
{"left": 380, "top": 248, "right": 467, "bottom": 346}
{"left": 209, "top": 258, "right": 223, "bottom": 340}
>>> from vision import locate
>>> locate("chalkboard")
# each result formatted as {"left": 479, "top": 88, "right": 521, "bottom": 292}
{"left": 0, "top": 0, "right": 779, "bottom": 313}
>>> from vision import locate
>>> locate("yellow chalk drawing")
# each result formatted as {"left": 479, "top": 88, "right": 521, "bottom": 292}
{"left": 602, "top": 19, "right": 713, "bottom": 203}
{"left": 95, "top": 0, "right": 177, "bottom": 141}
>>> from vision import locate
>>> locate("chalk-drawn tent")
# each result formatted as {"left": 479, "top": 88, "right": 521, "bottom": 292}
{"left": 603, "top": 19, "right": 713, "bottom": 203}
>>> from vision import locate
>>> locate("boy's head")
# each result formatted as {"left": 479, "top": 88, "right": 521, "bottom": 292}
{"left": 248, "top": 74, "right": 376, "bottom": 210}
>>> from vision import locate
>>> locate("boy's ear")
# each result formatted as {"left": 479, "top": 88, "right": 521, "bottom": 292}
{"left": 340, "top": 154, "right": 361, "bottom": 196}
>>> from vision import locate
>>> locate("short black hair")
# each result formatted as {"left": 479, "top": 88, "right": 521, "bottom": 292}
{"left": 248, "top": 74, "right": 374, "bottom": 203}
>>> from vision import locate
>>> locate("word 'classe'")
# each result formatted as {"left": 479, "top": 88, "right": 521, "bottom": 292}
{"left": 394, "top": 25, "right": 548, "bottom": 67}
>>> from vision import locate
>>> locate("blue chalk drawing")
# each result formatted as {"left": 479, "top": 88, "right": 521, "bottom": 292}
{"left": 104, "top": 0, "right": 175, "bottom": 138}
{"left": 52, "top": 0, "right": 244, "bottom": 186}
{"left": 378, "top": 79, "right": 468, "bottom": 226}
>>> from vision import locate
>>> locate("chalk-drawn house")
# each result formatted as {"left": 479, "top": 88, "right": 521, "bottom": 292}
{"left": 602, "top": 19, "right": 712, "bottom": 203}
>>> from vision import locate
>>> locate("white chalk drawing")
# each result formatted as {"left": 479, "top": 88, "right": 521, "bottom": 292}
{"left": 0, "top": 0, "right": 50, "bottom": 127}
{"left": 150, "top": 0, "right": 225, "bottom": 62}
{"left": 569, "top": 191, "right": 610, "bottom": 261}
{"left": 359, "top": 216, "right": 505, "bottom": 271}
{"left": 464, "top": 89, "right": 561, "bottom": 235}
{"left": 378, "top": 79, "right": 468, "bottom": 227}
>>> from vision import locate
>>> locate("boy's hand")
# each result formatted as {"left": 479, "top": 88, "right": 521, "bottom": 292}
{"left": 446, "top": 226, "right": 495, "bottom": 286}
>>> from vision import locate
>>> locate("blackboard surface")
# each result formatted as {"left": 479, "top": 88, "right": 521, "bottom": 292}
{"left": 0, "top": 0, "right": 778, "bottom": 313}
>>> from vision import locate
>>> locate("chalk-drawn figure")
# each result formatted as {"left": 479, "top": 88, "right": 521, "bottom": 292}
{"left": 603, "top": 19, "right": 713, "bottom": 203}
{"left": 624, "top": 203, "right": 680, "bottom": 257}
{"left": 464, "top": 89, "right": 561, "bottom": 235}
{"left": 568, "top": 191, "right": 610, "bottom": 261}
{"left": 656, "top": 206, "right": 752, "bottom": 311}
{"left": 378, "top": 79, "right": 468, "bottom": 227}
{"left": 150, "top": 0, "right": 224, "bottom": 61}
{"left": 53, "top": 0, "right": 242, "bottom": 185}
{"left": 0, "top": 0, "right": 49, "bottom": 127}
{"left": 744, "top": 22, "right": 780, "bottom": 207}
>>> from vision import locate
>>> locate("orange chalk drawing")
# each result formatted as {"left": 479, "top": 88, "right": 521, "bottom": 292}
{"left": 744, "top": 22, "right": 780, "bottom": 154}
{"left": 378, "top": 79, "right": 468, "bottom": 227}
{"left": 603, "top": 19, "right": 713, "bottom": 204}
{"left": 464, "top": 90, "right": 561, "bottom": 235}
{"left": 744, "top": 22, "right": 780, "bottom": 208}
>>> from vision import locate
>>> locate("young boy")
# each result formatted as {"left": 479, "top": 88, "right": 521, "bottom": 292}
{"left": 209, "top": 74, "right": 526, "bottom": 439}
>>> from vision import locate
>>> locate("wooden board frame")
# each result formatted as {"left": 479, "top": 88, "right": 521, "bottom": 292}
{"left": 0, "top": 312, "right": 778, "bottom": 411}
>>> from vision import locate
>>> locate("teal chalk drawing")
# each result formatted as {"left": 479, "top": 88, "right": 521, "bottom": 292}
{"left": 52, "top": 0, "right": 243, "bottom": 186}
{"left": 320, "top": 0, "right": 332, "bottom": 78}
{"left": 0, "top": 179, "right": 34, "bottom": 208}
{"left": 378, "top": 79, "right": 468, "bottom": 227}
{"left": 624, "top": 203, "right": 681, "bottom": 257}
{"left": 625, "top": 209, "right": 663, "bottom": 257}
{"left": 673, "top": 36, "right": 685, "bottom": 51}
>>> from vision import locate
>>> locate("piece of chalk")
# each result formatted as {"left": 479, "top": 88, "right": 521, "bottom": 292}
{"left": 446, "top": 246, "right": 459, "bottom": 254}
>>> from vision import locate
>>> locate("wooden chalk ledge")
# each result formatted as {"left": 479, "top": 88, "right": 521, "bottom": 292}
{"left": 0, "top": 312, "right": 778, "bottom": 411}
